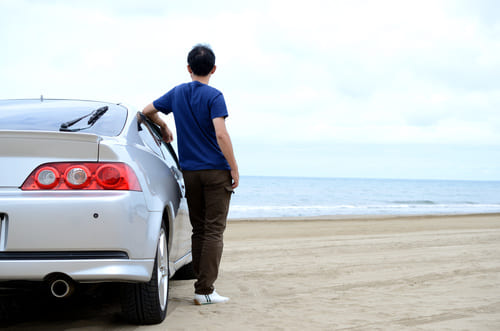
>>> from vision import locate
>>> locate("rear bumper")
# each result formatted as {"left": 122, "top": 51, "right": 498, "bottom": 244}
{"left": 0, "top": 258, "right": 154, "bottom": 282}
{"left": 0, "top": 190, "right": 160, "bottom": 256}
{"left": 0, "top": 189, "right": 163, "bottom": 282}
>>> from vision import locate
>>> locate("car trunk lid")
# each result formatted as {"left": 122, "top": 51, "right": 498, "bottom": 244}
{"left": 0, "top": 130, "right": 101, "bottom": 188}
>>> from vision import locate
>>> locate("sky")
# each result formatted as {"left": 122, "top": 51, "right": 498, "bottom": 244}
{"left": 1, "top": 0, "right": 499, "bottom": 180}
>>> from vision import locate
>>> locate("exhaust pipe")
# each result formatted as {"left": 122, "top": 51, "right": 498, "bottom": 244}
{"left": 47, "top": 276, "right": 75, "bottom": 298}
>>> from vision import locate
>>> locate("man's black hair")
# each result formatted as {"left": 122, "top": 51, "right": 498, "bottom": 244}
{"left": 187, "top": 44, "right": 216, "bottom": 76}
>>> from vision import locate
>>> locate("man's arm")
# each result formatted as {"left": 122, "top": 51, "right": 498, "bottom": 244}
{"left": 142, "top": 103, "right": 173, "bottom": 143}
{"left": 213, "top": 117, "right": 239, "bottom": 189}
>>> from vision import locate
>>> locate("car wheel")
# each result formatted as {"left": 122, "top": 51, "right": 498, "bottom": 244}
{"left": 121, "top": 224, "right": 169, "bottom": 325}
{"left": 172, "top": 261, "right": 197, "bottom": 280}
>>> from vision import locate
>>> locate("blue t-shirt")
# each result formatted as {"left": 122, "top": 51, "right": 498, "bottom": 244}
{"left": 153, "top": 81, "right": 230, "bottom": 171}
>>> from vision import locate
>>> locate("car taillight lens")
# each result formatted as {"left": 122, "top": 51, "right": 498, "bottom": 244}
{"left": 21, "top": 162, "right": 141, "bottom": 191}
{"left": 35, "top": 167, "right": 60, "bottom": 189}
{"left": 96, "top": 164, "right": 122, "bottom": 189}
{"left": 65, "top": 165, "right": 91, "bottom": 188}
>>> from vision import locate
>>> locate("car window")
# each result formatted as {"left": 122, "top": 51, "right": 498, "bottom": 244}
{"left": 137, "top": 113, "right": 181, "bottom": 169}
{"left": 149, "top": 128, "right": 179, "bottom": 169}
{"left": 138, "top": 121, "right": 163, "bottom": 157}
{"left": 158, "top": 141, "right": 178, "bottom": 169}
{"left": 0, "top": 99, "right": 127, "bottom": 136}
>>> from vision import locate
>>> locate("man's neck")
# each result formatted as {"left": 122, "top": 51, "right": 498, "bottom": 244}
{"left": 191, "top": 74, "right": 210, "bottom": 85}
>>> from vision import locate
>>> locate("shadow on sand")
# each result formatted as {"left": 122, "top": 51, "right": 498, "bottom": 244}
{"left": 0, "top": 282, "right": 126, "bottom": 329}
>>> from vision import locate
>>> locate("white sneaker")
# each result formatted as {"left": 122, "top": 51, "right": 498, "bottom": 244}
{"left": 194, "top": 290, "right": 230, "bottom": 305}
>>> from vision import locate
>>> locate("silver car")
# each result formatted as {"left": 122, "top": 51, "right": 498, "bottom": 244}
{"left": 0, "top": 98, "right": 194, "bottom": 324}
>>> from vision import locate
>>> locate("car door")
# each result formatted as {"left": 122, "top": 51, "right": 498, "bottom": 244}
{"left": 137, "top": 114, "right": 192, "bottom": 267}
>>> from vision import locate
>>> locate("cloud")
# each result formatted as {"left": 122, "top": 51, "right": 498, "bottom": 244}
{"left": 1, "top": 0, "right": 499, "bottom": 180}
{"left": 216, "top": 0, "right": 500, "bottom": 145}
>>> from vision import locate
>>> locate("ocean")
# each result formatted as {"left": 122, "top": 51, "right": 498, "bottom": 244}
{"left": 228, "top": 176, "right": 500, "bottom": 219}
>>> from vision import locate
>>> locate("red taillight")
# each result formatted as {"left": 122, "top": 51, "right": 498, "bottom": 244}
{"left": 21, "top": 162, "right": 141, "bottom": 191}
{"left": 96, "top": 164, "right": 123, "bottom": 189}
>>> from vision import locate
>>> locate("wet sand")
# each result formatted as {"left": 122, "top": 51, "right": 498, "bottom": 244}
{"left": 2, "top": 213, "right": 500, "bottom": 330}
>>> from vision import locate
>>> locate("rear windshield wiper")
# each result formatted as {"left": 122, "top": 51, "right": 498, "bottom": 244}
{"left": 59, "top": 106, "right": 109, "bottom": 132}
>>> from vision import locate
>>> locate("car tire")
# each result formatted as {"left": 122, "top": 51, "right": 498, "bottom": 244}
{"left": 120, "top": 224, "right": 169, "bottom": 325}
{"left": 172, "top": 261, "right": 197, "bottom": 280}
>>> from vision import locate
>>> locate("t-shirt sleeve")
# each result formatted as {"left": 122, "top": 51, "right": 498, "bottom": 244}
{"left": 153, "top": 89, "right": 174, "bottom": 114}
{"left": 210, "top": 93, "right": 228, "bottom": 119}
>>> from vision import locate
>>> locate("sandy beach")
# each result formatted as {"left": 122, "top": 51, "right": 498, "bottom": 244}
{"left": 2, "top": 213, "right": 500, "bottom": 330}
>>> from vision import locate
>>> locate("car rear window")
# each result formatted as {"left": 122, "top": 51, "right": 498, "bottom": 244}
{"left": 0, "top": 99, "right": 127, "bottom": 136}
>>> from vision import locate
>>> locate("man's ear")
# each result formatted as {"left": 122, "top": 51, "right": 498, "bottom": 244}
{"left": 211, "top": 65, "right": 217, "bottom": 74}
{"left": 187, "top": 65, "right": 193, "bottom": 74}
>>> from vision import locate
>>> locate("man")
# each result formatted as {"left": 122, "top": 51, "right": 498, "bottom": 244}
{"left": 142, "top": 44, "right": 238, "bottom": 305}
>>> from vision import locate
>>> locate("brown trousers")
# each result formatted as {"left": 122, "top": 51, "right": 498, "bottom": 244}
{"left": 182, "top": 169, "right": 233, "bottom": 295}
